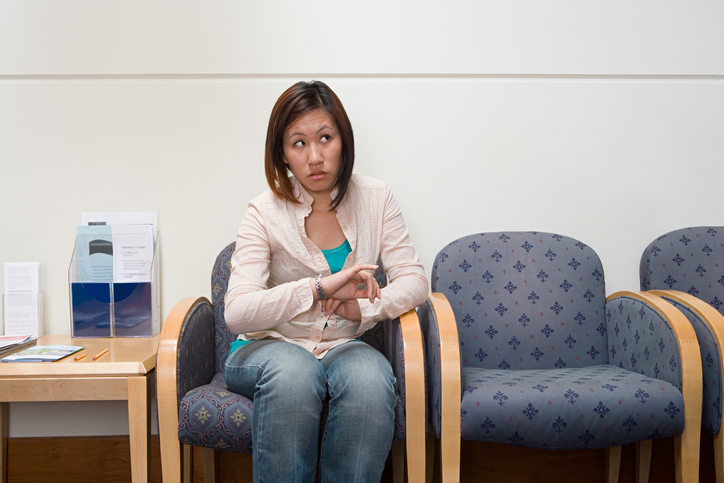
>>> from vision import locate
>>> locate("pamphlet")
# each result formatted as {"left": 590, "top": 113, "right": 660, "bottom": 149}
{"left": 76, "top": 226, "right": 113, "bottom": 283}
{"left": 3, "top": 262, "right": 42, "bottom": 337}
{"left": 112, "top": 224, "right": 154, "bottom": 283}
{"left": 0, "top": 334, "right": 36, "bottom": 357}
{"left": 1, "top": 344, "right": 84, "bottom": 363}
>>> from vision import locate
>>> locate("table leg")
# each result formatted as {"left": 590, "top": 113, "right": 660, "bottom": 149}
{"left": 0, "top": 402, "right": 7, "bottom": 483}
{"left": 128, "top": 375, "right": 151, "bottom": 483}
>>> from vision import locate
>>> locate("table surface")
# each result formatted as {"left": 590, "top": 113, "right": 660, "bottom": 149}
{"left": 0, "top": 334, "right": 159, "bottom": 377}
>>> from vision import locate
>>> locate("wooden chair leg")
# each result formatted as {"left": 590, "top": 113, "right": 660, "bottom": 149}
{"left": 201, "top": 447, "right": 216, "bottom": 483}
{"left": 426, "top": 428, "right": 435, "bottom": 483}
{"left": 675, "top": 430, "right": 701, "bottom": 483}
{"left": 182, "top": 445, "right": 192, "bottom": 483}
{"left": 715, "top": 431, "right": 724, "bottom": 483}
{"left": 1, "top": 402, "right": 8, "bottom": 483}
{"left": 391, "top": 441, "right": 405, "bottom": 483}
{"left": 606, "top": 446, "right": 622, "bottom": 483}
{"left": 636, "top": 439, "right": 652, "bottom": 483}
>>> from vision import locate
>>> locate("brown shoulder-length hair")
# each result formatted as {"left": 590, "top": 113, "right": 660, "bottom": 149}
{"left": 265, "top": 81, "right": 355, "bottom": 210}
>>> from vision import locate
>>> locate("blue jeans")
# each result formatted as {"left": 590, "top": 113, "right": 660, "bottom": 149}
{"left": 224, "top": 339, "right": 397, "bottom": 483}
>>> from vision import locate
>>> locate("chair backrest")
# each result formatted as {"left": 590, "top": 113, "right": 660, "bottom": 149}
{"left": 640, "top": 226, "right": 724, "bottom": 433}
{"left": 211, "top": 242, "right": 236, "bottom": 374}
{"left": 431, "top": 232, "right": 608, "bottom": 370}
{"left": 640, "top": 226, "right": 724, "bottom": 315}
{"left": 210, "top": 242, "right": 389, "bottom": 374}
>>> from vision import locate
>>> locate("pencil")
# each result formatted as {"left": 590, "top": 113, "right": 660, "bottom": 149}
{"left": 74, "top": 353, "right": 86, "bottom": 361}
{"left": 92, "top": 348, "right": 109, "bottom": 361}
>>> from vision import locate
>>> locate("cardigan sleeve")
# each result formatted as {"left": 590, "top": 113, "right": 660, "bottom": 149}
{"left": 355, "top": 185, "right": 428, "bottom": 335}
{"left": 224, "top": 201, "right": 315, "bottom": 334}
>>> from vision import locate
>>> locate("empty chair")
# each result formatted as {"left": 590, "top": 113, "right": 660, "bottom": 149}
{"left": 641, "top": 226, "right": 724, "bottom": 482}
{"left": 422, "top": 231, "right": 702, "bottom": 482}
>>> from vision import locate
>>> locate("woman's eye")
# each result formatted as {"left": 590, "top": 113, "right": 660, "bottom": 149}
{"left": 320, "top": 135, "right": 331, "bottom": 143}
{"left": 293, "top": 140, "right": 305, "bottom": 147}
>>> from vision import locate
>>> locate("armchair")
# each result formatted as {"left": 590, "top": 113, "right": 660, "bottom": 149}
{"left": 157, "top": 242, "right": 426, "bottom": 482}
{"left": 641, "top": 226, "right": 724, "bottom": 482}
{"left": 420, "top": 232, "right": 702, "bottom": 483}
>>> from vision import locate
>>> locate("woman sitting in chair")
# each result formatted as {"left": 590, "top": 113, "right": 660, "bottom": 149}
{"left": 224, "top": 80, "right": 428, "bottom": 482}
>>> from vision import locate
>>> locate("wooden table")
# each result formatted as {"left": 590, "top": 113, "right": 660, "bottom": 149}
{"left": 0, "top": 334, "right": 159, "bottom": 483}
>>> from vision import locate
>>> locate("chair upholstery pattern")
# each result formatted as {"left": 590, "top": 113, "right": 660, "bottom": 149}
{"left": 424, "top": 232, "right": 686, "bottom": 449}
{"left": 176, "top": 242, "right": 410, "bottom": 452}
{"left": 641, "top": 226, "right": 724, "bottom": 434}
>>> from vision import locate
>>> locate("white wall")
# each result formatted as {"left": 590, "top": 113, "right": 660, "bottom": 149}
{"left": 1, "top": 1, "right": 723, "bottom": 437}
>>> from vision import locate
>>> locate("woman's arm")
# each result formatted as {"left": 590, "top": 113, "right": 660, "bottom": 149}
{"left": 223, "top": 203, "right": 316, "bottom": 334}
{"left": 355, "top": 186, "right": 428, "bottom": 334}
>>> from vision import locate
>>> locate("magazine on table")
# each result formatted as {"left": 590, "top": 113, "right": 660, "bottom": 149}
{"left": 1, "top": 344, "right": 84, "bottom": 363}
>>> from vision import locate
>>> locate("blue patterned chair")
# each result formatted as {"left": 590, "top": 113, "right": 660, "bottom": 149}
{"left": 641, "top": 226, "right": 724, "bottom": 483}
{"left": 420, "top": 232, "right": 702, "bottom": 482}
{"left": 157, "top": 242, "right": 427, "bottom": 482}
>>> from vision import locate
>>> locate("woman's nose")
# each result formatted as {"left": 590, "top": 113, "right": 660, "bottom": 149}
{"left": 308, "top": 143, "right": 323, "bottom": 164}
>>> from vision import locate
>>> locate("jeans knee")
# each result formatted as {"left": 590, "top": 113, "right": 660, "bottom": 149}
{"left": 325, "top": 344, "right": 397, "bottom": 407}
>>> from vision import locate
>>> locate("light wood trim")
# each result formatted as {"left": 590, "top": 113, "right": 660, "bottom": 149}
{"left": 636, "top": 439, "right": 652, "bottom": 483}
{"left": 605, "top": 445, "right": 621, "bottom": 483}
{"left": 650, "top": 289, "right": 724, "bottom": 483}
{"left": 157, "top": 296, "right": 210, "bottom": 483}
{"left": 607, "top": 291, "right": 703, "bottom": 483}
{"left": 398, "top": 308, "right": 426, "bottom": 483}
{"left": 427, "top": 292, "right": 461, "bottom": 483}
{"left": 0, "top": 376, "right": 129, "bottom": 402}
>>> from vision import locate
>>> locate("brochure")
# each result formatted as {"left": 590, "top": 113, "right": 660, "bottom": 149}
{"left": 76, "top": 226, "right": 113, "bottom": 283}
{"left": 1, "top": 344, "right": 84, "bottom": 363}
{"left": 3, "top": 262, "right": 42, "bottom": 337}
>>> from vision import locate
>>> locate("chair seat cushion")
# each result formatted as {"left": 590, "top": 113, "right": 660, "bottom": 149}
{"left": 461, "top": 365, "right": 685, "bottom": 449}
{"left": 178, "top": 373, "right": 254, "bottom": 453}
{"left": 178, "top": 370, "right": 407, "bottom": 453}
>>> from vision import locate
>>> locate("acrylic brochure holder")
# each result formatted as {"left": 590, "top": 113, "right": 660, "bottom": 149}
{"left": 68, "top": 236, "right": 160, "bottom": 338}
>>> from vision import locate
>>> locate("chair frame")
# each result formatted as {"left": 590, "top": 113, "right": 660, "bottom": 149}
{"left": 157, "top": 296, "right": 427, "bottom": 482}
{"left": 650, "top": 289, "right": 724, "bottom": 483}
{"left": 426, "top": 290, "right": 702, "bottom": 483}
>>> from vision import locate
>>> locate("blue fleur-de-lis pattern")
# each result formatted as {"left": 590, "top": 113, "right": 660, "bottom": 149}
{"left": 640, "top": 226, "right": 724, "bottom": 434}
{"left": 459, "top": 365, "right": 684, "bottom": 449}
{"left": 176, "top": 243, "right": 413, "bottom": 453}
{"left": 423, "top": 232, "right": 686, "bottom": 449}
{"left": 432, "top": 232, "right": 607, "bottom": 371}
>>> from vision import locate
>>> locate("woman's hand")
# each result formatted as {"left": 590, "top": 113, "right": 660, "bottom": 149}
{"left": 321, "top": 264, "right": 381, "bottom": 303}
{"left": 310, "top": 264, "right": 382, "bottom": 322}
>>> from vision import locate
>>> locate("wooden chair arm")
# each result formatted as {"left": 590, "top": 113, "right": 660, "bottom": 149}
{"left": 649, "top": 289, "right": 724, "bottom": 360}
{"left": 426, "top": 292, "right": 461, "bottom": 483}
{"left": 397, "top": 308, "right": 426, "bottom": 482}
{"left": 157, "top": 296, "right": 211, "bottom": 483}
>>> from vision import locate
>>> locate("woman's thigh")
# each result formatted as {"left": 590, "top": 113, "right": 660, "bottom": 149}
{"left": 321, "top": 341, "right": 396, "bottom": 401}
{"left": 223, "top": 339, "right": 326, "bottom": 401}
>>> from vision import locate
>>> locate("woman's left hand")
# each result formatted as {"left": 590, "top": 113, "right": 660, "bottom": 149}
{"left": 322, "top": 298, "right": 364, "bottom": 322}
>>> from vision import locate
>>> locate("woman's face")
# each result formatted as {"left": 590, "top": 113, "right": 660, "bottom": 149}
{"left": 282, "top": 109, "right": 343, "bottom": 202}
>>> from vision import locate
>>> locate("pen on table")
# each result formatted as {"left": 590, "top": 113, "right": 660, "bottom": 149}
{"left": 92, "top": 348, "right": 109, "bottom": 361}
{"left": 74, "top": 353, "right": 86, "bottom": 361}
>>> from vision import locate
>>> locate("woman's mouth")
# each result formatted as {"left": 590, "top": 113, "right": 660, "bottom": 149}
{"left": 310, "top": 172, "right": 326, "bottom": 181}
